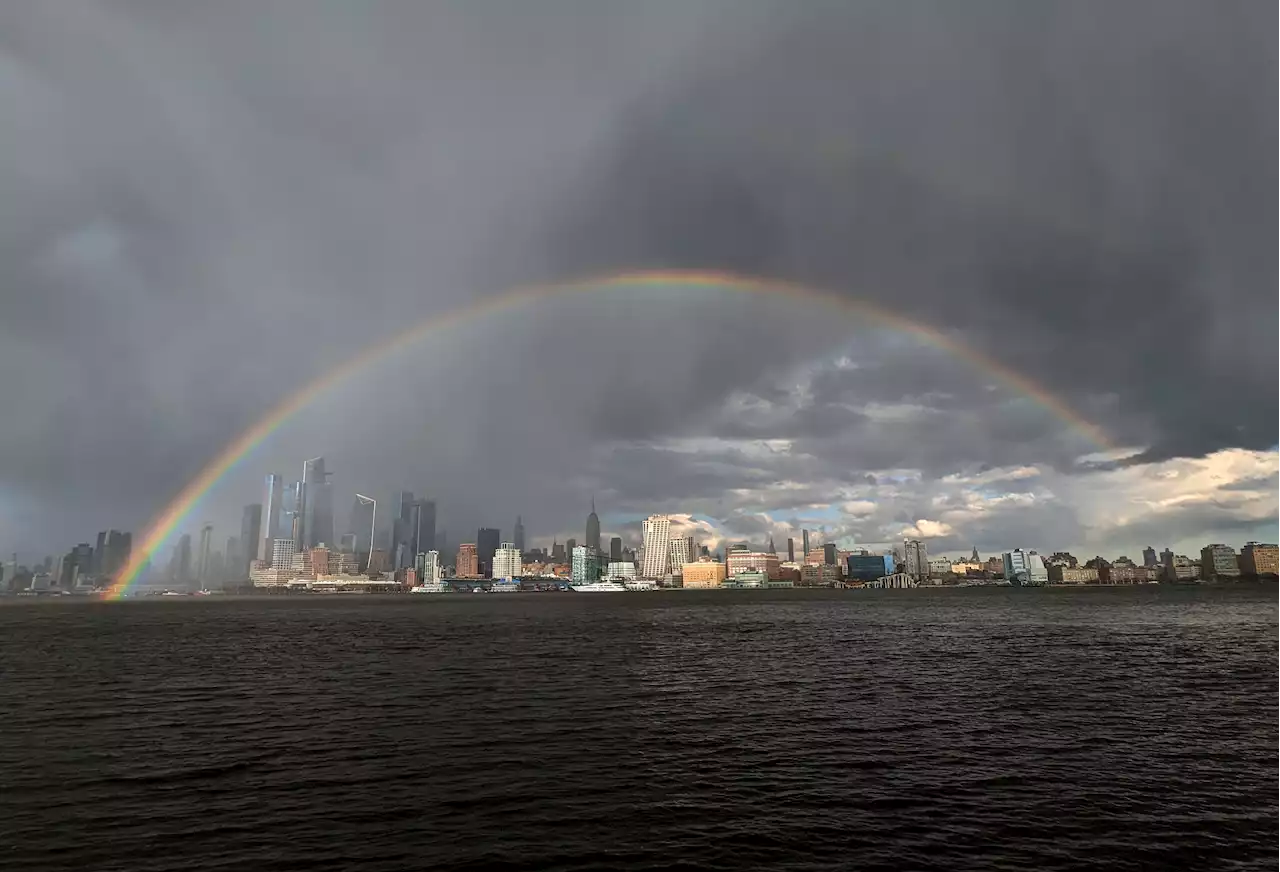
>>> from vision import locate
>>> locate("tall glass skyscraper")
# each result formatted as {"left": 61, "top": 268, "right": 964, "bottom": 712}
{"left": 260, "top": 474, "right": 283, "bottom": 561}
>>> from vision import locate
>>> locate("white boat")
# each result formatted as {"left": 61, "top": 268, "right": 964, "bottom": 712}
{"left": 410, "top": 583, "right": 449, "bottom": 594}
{"left": 490, "top": 582, "right": 521, "bottom": 593}
{"left": 569, "top": 581, "right": 627, "bottom": 592}
{"left": 624, "top": 579, "right": 658, "bottom": 591}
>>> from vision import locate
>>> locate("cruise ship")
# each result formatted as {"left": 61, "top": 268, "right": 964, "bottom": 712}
{"left": 409, "top": 582, "right": 449, "bottom": 594}
{"left": 569, "top": 580, "right": 627, "bottom": 592}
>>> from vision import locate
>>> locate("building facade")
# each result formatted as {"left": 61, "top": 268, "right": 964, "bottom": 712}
{"left": 571, "top": 546, "right": 599, "bottom": 583}
{"left": 681, "top": 561, "right": 726, "bottom": 588}
{"left": 1239, "top": 542, "right": 1279, "bottom": 577}
{"left": 492, "top": 543, "right": 522, "bottom": 580}
{"left": 456, "top": 544, "right": 479, "bottom": 578}
{"left": 726, "top": 547, "right": 781, "bottom": 579}
{"left": 902, "top": 539, "right": 929, "bottom": 580}
{"left": 641, "top": 515, "right": 671, "bottom": 579}
{"left": 1199, "top": 544, "right": 1240, "bottom": 580}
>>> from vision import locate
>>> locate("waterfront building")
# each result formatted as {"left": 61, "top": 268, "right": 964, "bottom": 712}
{"left": 1002, "top": 549, "right": 1049, "bottom": 586}
{"left": 1239, "top": 542, "right": 1278, "bottom": 577}
{"left": 902, "top": 539, "right": 929, "bottom": 581}
{"left": 605, "top": 561, "right": 637, "bottom": 580}
{"left": 571, "top": 546, "right": 599, "bottom": 583}
{"left": 726, "top": 547, "right": 781, "bottom": 579}
{"left": 681, "top": 561, "right": 725, "bottom": 588}
{"left": 492, "top": 543, "right": 522, "bottom": 580}
{"left": 846, "top": 553, "right": 894, "bottom": 581}
{"left": 1200, "top": 544, "right": 1240, "bottom": 580}
{"left": 456, "top": 544, "right": 479, "bottom": 578}
{"left": 641, "top": 515, "right": 672, "bottom": 579}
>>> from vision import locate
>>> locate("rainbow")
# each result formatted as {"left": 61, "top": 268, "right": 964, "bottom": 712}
{"left": 104, "top": 269, "right": 1111, "bottom": 598}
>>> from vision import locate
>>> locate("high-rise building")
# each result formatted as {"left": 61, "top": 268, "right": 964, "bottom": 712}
{"left": 1199, "top": 544, "right": 1240, "bottom": 580}
{"left": 551, "top": 540, "right": 566, "bottom": 563}
{"left": 260, "top": 474, "right": 284, "bottom": 561}
{"left": 456, "top": 544, "right": 479, "bottom": 578}
{"left": 1239, "top": 542, "right": 1278, "bottom": 576}
{"left": 225, "top": 536, "right": 240, "bottom": 577}
{"left": 197, "top": 525, "right": 214, "bottom": 585}
{"left": 278, "top": 481, "right": 302, "bottom": 551}
{"left": 609, "top": 536, "right": 623, "bottom": 563}
{"left": 492, "top": 543, "right": 522, "bottom": 580}
{"left": 823, "top": 543, "right": 837, "bottom": 565}
{"left": 1142, "top": 546, "right": 1158, "bottom": 568}
{"left": 786, "top": 538, "right": 795, "bottom": 563}
{"left": 419, "top": 550, "right": 441, "bottom": 583}
{"left": 641, "top": 515, "right": 672, "bottom": 579}
{"left": 270, "top": 538, "right": 296, "bottom": 570}
{"left": 668, "top": 536, "right": 696, "bottom": 574}
{"left": 514, "top": 516, "right": 526, "bottom": 555}
{"left": 300, "top": 457, "right": 333, "bottom": 548}
{"left": 802, "top": 530, "right": 810, "bottom": 559}
{"left": 566, "top": 538, "right": 577, "bottom": 556}
{"left": 240, "top": 503, "right": 262, "bottom": 577}
{"left": 348, "top": 496, "right": 375, "bottom": 560}
{"left": 902, "top": 539, "right": 929, "bottom": 581}
{"left": 476, "top": 528, "right": 500, "bottom": 577}
{"left": 571, "top": 546, "right": 599, "bottom": 583}
{"left": 586, "top": 498, "right": 601, "bottom": 553}
{"left": 174, "top": 534, "right": 192, "bottom": 585}
{"left": 93, "top": 530, "right": 109, "bottom": 575}
{"left": 105, "top": 531, "right": 131, "bottom": 577}
{"left": 411, "top": 500, "right": 436, "bottom": 555}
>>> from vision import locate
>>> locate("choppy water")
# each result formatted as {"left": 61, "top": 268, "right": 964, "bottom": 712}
{"left": 1, "top": 586, "right": 1275, "bottom": 871}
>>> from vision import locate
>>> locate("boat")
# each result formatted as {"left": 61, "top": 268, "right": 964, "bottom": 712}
{"left": 624, "top": 579, "right": 658, "bottom": 591}
{"left": 409, "top": 583, "right": 449, "bottom": 594}
{"left": 569, "top": 581, "right": 628, "bottom": 592}
{"left": 490, "top": 582, "right": 520, "bottom": 593}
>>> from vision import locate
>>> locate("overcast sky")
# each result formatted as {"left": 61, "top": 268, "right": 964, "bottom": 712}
{"left": 1, "top": 1, "right": 1275, "bottom": 565}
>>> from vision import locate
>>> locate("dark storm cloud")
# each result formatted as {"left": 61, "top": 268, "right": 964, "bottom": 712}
{"left": 0, "top": 1, "right": 1272, "bottom": 558}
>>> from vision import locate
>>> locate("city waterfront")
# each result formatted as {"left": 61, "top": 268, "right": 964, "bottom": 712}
{"left": 2, "top": 584, "right": 1275, "bottom": 871}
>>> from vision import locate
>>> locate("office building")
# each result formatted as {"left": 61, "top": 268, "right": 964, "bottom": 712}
{"left": 270, "top": 537, "right": 297, "bottom": 569}
{"left": 802, "top": 530, "right": 810, "bottom": 560}
{"left": 492, "top": 543, "right": 522, "bottom": 580}
{"left": 412, "top": 499, "right": 436, "bottom": 555}
{"left": 348, "top": 496, "right": 375, "bottom": 560}
{"left": 551, "top": 540, "right": 566, "bottom": 563}
{"left": 571, "top": 546, "right": 599, "bottom": 583}
{"left": 259, "top": 474, "right": 284, "bottom": 561}
{"left": 609, "top": 536, "right": 623, "bottom": 563}
{"left": 1142, "top": 546, "right": 1158, "bottom": 568}
{"left": 193, "top": 525, "right": 213, "bottom": 585}
{"left": 640, "top": 515, "right": 672, "bottom": 579}
{"left": 726, "top": 546, "right": 781, "bottom": 579}
{"left": 902, "top": 539, "right": 929, "bottom": 581}
{"left": 514, "top": 516, "right": 526, "bottom": 555}
{"left": 586, "top": 499, "right": 601, "bottom": 553}
{"left": 846, "top": 553, "right": 894, "bottom": 581}
{"left": 1239, "top": 542, "right": 1278, "bottom": 576}
{"left": 787, "top": 538, "right": 795, "bottom": 563}
{"left": 823, "top": 543, "right": 837, "bottom": 565}
{"left": 417, "top": 551, "right": 441, "bottom": 583}
{"left": 239, "top": 503, "right": 262, "bottom": 577}
{"left": 477, "top": 528, "right": 500, "bottom": 577}
{"left": 605, "top": 561, "right": 637, "bottom": 580}
{"left": 668, "top": 536, "right": 696, "bottom": 574}
{"left": 681, "top": 561, "right": 726, "bottom": 588}
{"left": 456, "top": 544, "right": 479, "bottom": 578}
{"left": 1199, "top": 544, "right": 1240, "bottom": 580}
{"left": 299, "top": 457, "right": 333, "bottom": 549}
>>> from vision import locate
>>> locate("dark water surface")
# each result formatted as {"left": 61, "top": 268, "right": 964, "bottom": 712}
{"left": 1, "top": 586, "right": 1276, "bottom": 871}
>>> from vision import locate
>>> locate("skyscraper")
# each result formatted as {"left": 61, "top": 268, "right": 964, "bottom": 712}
{"left": 93, "top": 530, "right": 109, "bottom": 575}
{"left": 551, "top": 540, "right": 566, "bottom": 563}
{"left": 301, "top": 457, "right": 334, "bottom": 548}
{"left": 514, "top": 515, "right": 526, "bottom": 555}
{"left": 240, "top": 504, "right": 262, "bottom": 576}
{"left": 392, "top": 491, "right": 415, "bottom": 569}
{"left": 802, "top": 529, "right": 810, "bottom": 559}
{"left": 823, "top": 543, "right": 837, "bottom": 565}
{"left": 197, "top": 525, "right": 214, "bottom": 585}
{"left": 412, "top": 499, "right": 436, "bottom": 555}
{"left": 456, "top": 544, "right": 479, "bottom": 578}
{"left": 786, "top": 537, "right": 795, "bottom": 563}
{"left": 566, "top": 538, "right": 576, "bottom": 556}
{"left": 260, "top": 474, "right": 284, "bottom": 561}
{"left": 278, "top": 481, "right": 301, "bottom": 551}
{"left": 1142, "top": 546, "right": 1158, "bottom": 568}
{"left": 476, "top": 528, "right": 500, "bottom": 577}
{"left": 175, "top": 534, "right": 192, "bottom": 585}
{"left": 225, "top": 536, "right": 240, "bottom": 575}
{"left": 668, "top": 535, "right": 696, "bottom": 573}
{"left": 572, "top": 546, "right": 599, "bottom": 583}
{"left": 610, "top": 536, "right": 623, "bottom": 563}
{"left": 641, "top": 515, "right": 672, "bottom": 579}
{"left": 586, "top": 498, "right": 601, "bottom": 554}
{"left": 348, "top": 496, "right": 375, "bottom": 560}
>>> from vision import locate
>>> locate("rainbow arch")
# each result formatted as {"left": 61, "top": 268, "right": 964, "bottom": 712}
{"left": 104, "top": 269, "right": 1110, "bottom": 598}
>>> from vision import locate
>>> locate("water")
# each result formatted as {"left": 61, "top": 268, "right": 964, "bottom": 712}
{"left": 1, "top": 586, "right": 1275, "bottom": 871}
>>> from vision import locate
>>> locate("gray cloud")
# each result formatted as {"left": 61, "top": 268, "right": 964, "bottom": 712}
{"left": 0, "top": 1, "right": 1273, "bottom": 563}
